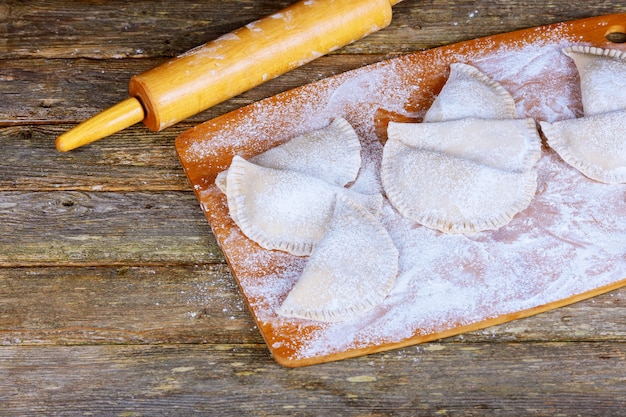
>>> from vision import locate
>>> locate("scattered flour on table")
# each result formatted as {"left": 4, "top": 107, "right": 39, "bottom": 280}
{"left": 203, "top": 39, "right": 625, "bottom": 361}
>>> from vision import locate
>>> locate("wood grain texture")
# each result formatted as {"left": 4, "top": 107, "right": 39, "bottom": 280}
{"left": 0, "top": 124, "right": 189, "bottom": 191}
{"left": 0, "top": 266, "right": 259, "bottom": 345}
{"left": 0, "top": 56, "right": 386, "bottom": 125}
{"left": 2, "top": 1, "right": 625, "bottom": 59}
{"left": 0, "top": 343, "right": 624, "bottom": 416}
{"left": 0, "top": 266, "right": 623, "bottom": 346}
{"left": 1, "top": 0, "right": 625, "bottom": 413}
{"left": 0, "top": 190, "right": 219, "bottom": 265}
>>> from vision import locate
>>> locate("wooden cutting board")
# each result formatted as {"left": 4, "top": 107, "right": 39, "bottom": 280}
{"left": 175, "top": 14, "right": 626, "bottom": 367}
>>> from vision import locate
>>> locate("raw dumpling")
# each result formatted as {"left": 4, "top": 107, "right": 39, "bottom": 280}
{"left": 252, "top": 117, "right": 361, "bottom": 185}
{"left": 540, "top": 110, "right": 626, "bottom": 184}
{"left": 541, "top": 46, "right": 626, "bottom": 184}
{"left": 382, "top": 117, "right": 541, "bottom": 233}
{"left": 216, "top": 117, "right": 361, "bottom": 192}
{"left": 382, "top": 60, "right": 541, "bottom": 234}
{"left": 423, "top": 62, "right": 518, "bottom": 122}
{"left": 277, "top": 194, "right": 399, "bottom": 322}
{"left": 563, "top": 46, "right": 626, "bottom": 116}
{"left": 225, "top": 156, "right": 382, "bottom": 256}
{"left": 382, "top": 139, "right": 538, "bottom": 233}
{"left": 387, "top": 118, "right": 541, "bottom": 173}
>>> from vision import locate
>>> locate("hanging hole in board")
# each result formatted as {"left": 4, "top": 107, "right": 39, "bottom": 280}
{"left": 605, "top": 25, "right": 626, "bottom": 43}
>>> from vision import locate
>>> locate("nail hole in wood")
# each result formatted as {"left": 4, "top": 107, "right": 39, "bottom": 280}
{"left": 606, "top": 25, "right": 626, "bottom": 43}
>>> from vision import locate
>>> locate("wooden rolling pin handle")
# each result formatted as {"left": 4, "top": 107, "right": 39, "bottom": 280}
{"left": 56, "top": 0, "right": 401, "bottom": 151}
{"left": 55, "top": 97, "right": 144, "bottom": 152}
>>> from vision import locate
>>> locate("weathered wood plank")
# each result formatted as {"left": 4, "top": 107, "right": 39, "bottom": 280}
{"left": 4, "top": 2, "right": 626, "bottom": 124}
{"left": 0, "top": 191, "right": 220, "bottom": 265}
{"left": 0, "top": 0, "right": 294, "bottom": 59}
{"left": 0, "top": 56, "right": 387, "bottom": 125}
{"left": 0, "top": 57, "right": 382, "bottom": 193}
{"left": 1, "top": 0, "right": 625, "bottom": 413}
{"left": 0, "top": 124, "right": 190, "bottom": 191}
{"left": 391, "top": 1, "right": 626, "bottom": 51}
{"left": 0, "top": 265, "right": 260, "bottom": 346}
{"left": 0, "top": 343, "right": 624, "bottom": 416}
{"left": 0, "top": 266, "right": 623, "bottom": 346}
{"left": 2, "top": 1, "right": 625, "bottom": 59}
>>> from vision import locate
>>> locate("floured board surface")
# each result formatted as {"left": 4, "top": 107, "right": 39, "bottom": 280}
{"left": 176, "top": 15, "right": 626, "bottom": 367}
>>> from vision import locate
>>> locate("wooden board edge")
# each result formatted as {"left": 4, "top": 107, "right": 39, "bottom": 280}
{"left": 272, "top": 278, "right": 626, "bottom": 367}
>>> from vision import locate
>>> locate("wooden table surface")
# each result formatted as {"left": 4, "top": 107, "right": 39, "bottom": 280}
{"left": 1, "top": 1, "right": 625, "bottom": 415}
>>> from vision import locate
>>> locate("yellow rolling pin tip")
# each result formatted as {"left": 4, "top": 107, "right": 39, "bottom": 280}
{"left": 56, "top": 97, "right": 145, "bottom": 152}
{"left": 56, "top": 0, "right": 403, "bottom": 151}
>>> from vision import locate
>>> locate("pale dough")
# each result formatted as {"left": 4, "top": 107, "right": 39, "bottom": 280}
{"left": 382, "top": 137, "right": 538, "bottom": 233}
{"left": 542, "top": 46, "right": 626, "bottom": 184}
{"left": 423, "top": 62, "right": 518, "bottom": 122}
{"left": 382, "top": 63, "right": 541, "bottom": 233}
{"left": 387, "top": 118, "right": 541, "bottom": 173}
{"left": 563, "top": 45, "right": 626, "bottom": 116}
{"left": 541, "top": 109, "right": 626, "bottom": 184}
{"left": 277, "top": 194, "right": 398, "bottom": 322}
{"left": 225, "top": 156, "right": 382, "bottom": 256}
{"left": 216, "top": 117, "right": 361, "bottom": 193}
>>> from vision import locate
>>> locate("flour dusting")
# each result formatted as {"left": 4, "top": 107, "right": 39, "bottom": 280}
{"left": 182, "top": 34, "right": 626, "bottom": 363}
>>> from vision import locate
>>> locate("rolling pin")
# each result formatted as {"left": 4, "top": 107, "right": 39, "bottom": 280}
{"left": 56, "top": 0, "right": 403, "bottom": 152}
